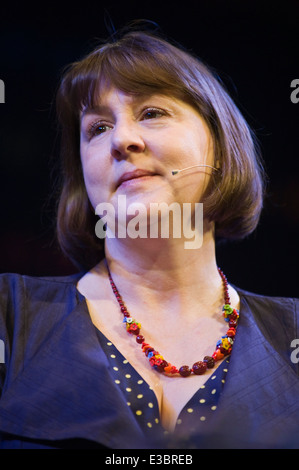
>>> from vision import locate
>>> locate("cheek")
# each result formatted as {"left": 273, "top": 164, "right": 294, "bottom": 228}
{"left": 80, "top": 145, "right": 111, "bottom": 207}
{"left": 164, "top": 123, "right": 211, "bottom": 164}
{"left": 170, "top": 133, "right": 214, "bottom": 202}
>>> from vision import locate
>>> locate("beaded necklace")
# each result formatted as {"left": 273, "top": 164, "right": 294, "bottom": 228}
{"left": 106, "top": 262, "right": 239, "bottom": 377}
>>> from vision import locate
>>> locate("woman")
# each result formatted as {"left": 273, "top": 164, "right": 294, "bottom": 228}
{"left": 0, "top": 28, "right": 298, "bottom": 449}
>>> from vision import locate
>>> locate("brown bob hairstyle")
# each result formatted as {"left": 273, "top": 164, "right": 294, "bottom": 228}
{"left": 55, "top": 29, "right": 265, "bottom": 270}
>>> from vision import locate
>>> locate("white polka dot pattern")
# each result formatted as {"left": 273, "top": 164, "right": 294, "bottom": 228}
{"left": 95, "top": 328, "right": 230, "bottom": 439}
{"left": 176, "top": 358, "right": 230, "bottom": 431}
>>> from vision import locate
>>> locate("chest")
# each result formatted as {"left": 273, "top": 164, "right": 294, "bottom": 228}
{"left": 85, "top": 296, "right": 228, "bottom": 431}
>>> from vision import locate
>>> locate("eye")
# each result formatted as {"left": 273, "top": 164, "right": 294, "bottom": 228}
{"left": 86, "top": 121, "right": 112, "bottom": 139}
{"left": 141, "top": 107, "right": 166, "bottom": 120}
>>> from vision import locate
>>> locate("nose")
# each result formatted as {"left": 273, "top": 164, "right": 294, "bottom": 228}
{"left": 110, "top": 120, "right": 146, "bottom": 160}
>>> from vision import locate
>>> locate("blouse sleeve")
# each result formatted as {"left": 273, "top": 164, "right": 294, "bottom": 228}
{"left": 0, "top": 273, "right": 17, "bottom": 396}
{"left": 0, "top": 272, "right": 82, "bottom": 397}
{"left": 0, "top": 273, "right": 33, "bottom": 396}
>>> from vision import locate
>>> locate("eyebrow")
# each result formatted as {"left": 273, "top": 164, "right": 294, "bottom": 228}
{"left": 80, "top": 92, "right": 165, "bottom": 120}
{"left": 80, "top": 104, "right": 111, "bottom": 120}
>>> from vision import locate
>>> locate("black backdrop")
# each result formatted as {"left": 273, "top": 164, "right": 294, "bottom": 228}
{"left": 0, "top": 0, "right": 298, "bottom": 297}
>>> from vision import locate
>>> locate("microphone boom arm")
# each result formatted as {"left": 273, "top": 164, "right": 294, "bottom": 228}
{"left": 171, "top": 164, "right": 219, "bottom": 176}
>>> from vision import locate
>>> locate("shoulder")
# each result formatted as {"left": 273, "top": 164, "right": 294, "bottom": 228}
{"left": 0, "top": 272, "right": 88, "bottom": 389}
{"left": 0, "top": 271, "right": 86, "bottom": 340}
{"left": 0, "top": 271, "right": 84, "bottom": 299}
{"left": 237, "top": 287, "right": 298, "bottom": 318}
{"left": 0, "top": 271, "right": 83, "bottom": 286}
{"left": 236, "top": 286, "right": 299, "bottom": 367}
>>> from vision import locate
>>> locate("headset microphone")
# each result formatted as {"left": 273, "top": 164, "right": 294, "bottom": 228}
{"left": 171, "top": 164, "right": 219, "bottom": 176}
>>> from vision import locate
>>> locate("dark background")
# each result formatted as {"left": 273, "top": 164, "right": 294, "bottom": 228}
{"left": 0, "top": 0, "right": 298, "bottom": 297}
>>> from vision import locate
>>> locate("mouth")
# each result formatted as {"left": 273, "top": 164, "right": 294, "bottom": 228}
{"left": 116, "top": 169, "right": 159, "bottom": 189}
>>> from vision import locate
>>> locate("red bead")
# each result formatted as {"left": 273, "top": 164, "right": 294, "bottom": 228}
{"left": 179, "top": 365, "right": 191, "bottom": 377}
{"left": 192, "top": 361, "right": 207, "bottom": 375}
{"left": 212, "top": 349, "right": 224, "bottom": 361}
{"left": 151, "top": 350, "right": 159, "bottom": 356}
{"left": 230, "top": 311, "right": 238, "bottom": 321}
{"left": 203, "top": 356, "right": 215, "bottom": 368}
{"left": 154, "top": 359, "right": 168, "bottom": 373}
{"left": 226, "top": 327, "right": 236, "bottom": 337}
{"left": 136, "top": 335, "right": 144, "bottom": 344}
{"left": 128, "top": 323, "right": 140, "bottom": 335}
{"left": 220, "top": 346, "right": 229, "bottom": 356}
{"left": 131, "top": 327, "right": 140, "bottom": 335}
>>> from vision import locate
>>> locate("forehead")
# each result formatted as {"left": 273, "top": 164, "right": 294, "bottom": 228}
{"left": 81, "top": 86, "right": 146, "bottom": 113}
{"left": 80, "top": 85, "right": 187, "bottom": 119}
{"left": 77, "top": 62, "right": 194, "bottom": 117}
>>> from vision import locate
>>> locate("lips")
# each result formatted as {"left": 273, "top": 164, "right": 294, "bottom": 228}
{"left": 116, "top": 169, "right": 158, "bottom": 189}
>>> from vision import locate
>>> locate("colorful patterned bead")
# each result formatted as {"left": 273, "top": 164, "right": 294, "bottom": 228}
{"left": 203, "top": 356, "right": 215, "bottom": 368}
{"left": 145, "top": 347, "right": 154, "bottom": 357}
{"left": 155, "top": 354, "right": 164, "bottom": 360}
{"left": 226, "top": 327, "right": 236, "bottom": 337}
{"left": 179, "top": 365, "right": 192, "bottom": 377}
{"left": 128, "top": 323, "right": 140, "bottom": 335}
{"left": 154, "top": 359, "right": 168, "bottom": 373}
{"left": 192, "top": 361, "right": 207, "bottom": 375}
{"left": 136, "top": 335, "right": 144, "bottom": 344}
{"left": 164, "top": 363, "right": 178, "bottom": 374}
{"left": 142, "top": 343, "right": 150, "bottom": 352}
{"left": 221, "top": 337, "right": 231, "bottom": 350}
{"left": 231, "top": 309, "right": 239, "bottom": 321}
{"left": 212, "top": 349, "right": 225, "bottom": 361}
{"left": 149, "top": 357, "right": 156, "bottom": 367}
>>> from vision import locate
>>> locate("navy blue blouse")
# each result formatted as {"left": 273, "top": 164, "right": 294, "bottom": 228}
{"left": 0, "top": 273, "right": 298, "bottom": 449}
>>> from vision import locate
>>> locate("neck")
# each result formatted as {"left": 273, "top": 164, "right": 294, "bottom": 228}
{"left": 103, "top": 222, "right": 221, "bottom": 310}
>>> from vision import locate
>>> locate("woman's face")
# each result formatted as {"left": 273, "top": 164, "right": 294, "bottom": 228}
{"left": 80, "top": 86, "right": 214, "bottom": 218}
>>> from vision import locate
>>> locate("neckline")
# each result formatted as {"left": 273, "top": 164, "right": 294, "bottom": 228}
{"left": 93, "top": 323, "right": 231, "bottom": 433}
